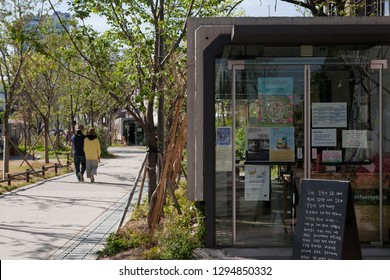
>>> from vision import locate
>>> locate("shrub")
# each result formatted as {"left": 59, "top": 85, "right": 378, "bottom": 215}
{"left": 145, "top": 182, "right": 205, "bottom": 260}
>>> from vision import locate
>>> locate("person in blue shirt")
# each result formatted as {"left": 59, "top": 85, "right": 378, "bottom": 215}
{"left": 71, "top": 124, "right": 86, "bottom": 182}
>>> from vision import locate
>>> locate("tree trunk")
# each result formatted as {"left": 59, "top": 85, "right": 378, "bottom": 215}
{"left": 2, "top": 107, "right": 10, "bottom": 179}
{"left": 44, "top": 120, "right": 50, "bottom": 164}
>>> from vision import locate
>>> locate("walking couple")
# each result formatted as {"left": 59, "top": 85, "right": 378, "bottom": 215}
{"left": 71, "top": 124, "right": 101, "bottom": 183}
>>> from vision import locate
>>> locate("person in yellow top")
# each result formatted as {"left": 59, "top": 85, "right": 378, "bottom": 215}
{"left": 84, "top": 128, "right": 101, "bottom": 183}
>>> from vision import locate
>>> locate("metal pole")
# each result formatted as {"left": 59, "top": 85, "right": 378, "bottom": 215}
{"left": 379, "top": 67, "right": 384, "bottom": 244}
{"left": 304, "top": 65, "right": 311, "bottom": 179}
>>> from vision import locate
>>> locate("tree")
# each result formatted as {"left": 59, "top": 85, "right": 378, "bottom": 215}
{"left": 20, "top": 52, "right": 63, "bottom": 163}
{"left": 281, "top": 0, "right": 367, "bottom": 16}
{"left": 0, "top": 0, "right": 45, "bottom": 177}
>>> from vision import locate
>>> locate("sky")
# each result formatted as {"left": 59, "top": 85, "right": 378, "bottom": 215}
{"left": 241, "top": 0, "right": 303, "bottom": 17}
{"left": 55, "top": 0, "right": 303, "bottom": 33}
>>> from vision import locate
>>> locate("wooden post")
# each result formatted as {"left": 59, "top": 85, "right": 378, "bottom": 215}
{"left": 137, "top": 158, "right": 148, "bottom": 207}
{"left": 7, "top": 173, "right": 11, "bottom": 186}
{"left": 42, "top": 166, "right": 45, "bottom": 177}
{"left": 117, "top": 152, "right": 148, "bottom": 232}
{"left": 149, "top": 97, "right": 183, "bottom": 237}
{"left": 6, "top": 136, "right": 35, "bottom": 171}
{"left": 20, "top": 130, "right": 44, "bottom": 168}
{"left": 48, "top": 136, "right": 61, "bottom": 165}
{"left": 54, "top": 163, "right": 58, "bottom": 175}
{"left": 26, "top": 169, "right": 30, "bottom": 182}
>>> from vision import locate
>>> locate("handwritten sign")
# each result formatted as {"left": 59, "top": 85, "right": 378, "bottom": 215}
{"left": 292, "top": 179, "right": 361, "bottom": 260}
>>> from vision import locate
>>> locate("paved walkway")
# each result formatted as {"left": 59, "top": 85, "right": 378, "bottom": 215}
{"left": 0, "top": 146, "right": 147, "bottom": 260}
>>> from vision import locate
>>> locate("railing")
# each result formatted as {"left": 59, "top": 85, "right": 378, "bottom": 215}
{"left": 0, "top": 161, "right": 72, "bottom": 186}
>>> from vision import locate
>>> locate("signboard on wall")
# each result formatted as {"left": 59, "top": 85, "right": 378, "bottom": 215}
{"left": 292, "top": 179, "right": 361, "bottom": 260}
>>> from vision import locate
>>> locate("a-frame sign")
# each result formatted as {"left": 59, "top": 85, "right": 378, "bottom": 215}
{"left": 292, "top": 179, "right": 362, "bottom": 260}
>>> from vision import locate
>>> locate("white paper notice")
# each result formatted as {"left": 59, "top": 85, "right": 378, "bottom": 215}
{"left": 311, "top": 129, "right": 337, "bottom": 147}
{"left": 342, "top": 130, "right": 368, "bottom": 148}
{"left": 245, "top": 165, "right": 270, "bottom": 201}
{"left": 312, "top": 102, "right": 347, "bottom": 128}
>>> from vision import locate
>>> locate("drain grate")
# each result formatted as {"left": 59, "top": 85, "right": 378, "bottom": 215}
{"left": 49, "top": 188, "right": 145, "bottom": 260}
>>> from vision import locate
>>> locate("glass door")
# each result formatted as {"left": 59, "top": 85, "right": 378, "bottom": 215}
{"left": 232, "top": 63, "right": 304, "bottom": 246}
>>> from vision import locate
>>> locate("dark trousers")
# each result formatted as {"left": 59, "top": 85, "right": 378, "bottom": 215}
{"left": 74, "top": 155, "right": 86, "bottom": 179}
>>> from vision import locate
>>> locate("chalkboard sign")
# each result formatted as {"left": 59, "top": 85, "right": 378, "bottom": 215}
{"left": 292, "top": 179, "right": 362, "bottom": 260}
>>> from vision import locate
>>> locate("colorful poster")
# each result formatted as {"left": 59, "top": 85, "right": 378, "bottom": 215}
{"left": 269, "top": 127, "right": 295, "bottom": 162}
{"left": 245, "top": 165, "right": 270, "bottom": 201}
{"left": 258, "top": 77, "right": 294, "bottom": 126}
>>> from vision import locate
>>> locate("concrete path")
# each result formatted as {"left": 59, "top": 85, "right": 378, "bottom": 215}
{"left": 0, "top": 146, "right": 147, "bottom": 260}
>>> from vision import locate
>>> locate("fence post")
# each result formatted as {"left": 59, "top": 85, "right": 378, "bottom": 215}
{"left": 7, "top": 173, "right": 11, "bottom": 186}
{"left": 54, "top": 163, "right": 58, "bottom": 175}
{"left": 26, "top": 169, "right": 30, "bottom": 183}
{"left": 42, "top": 166, "right": 45, "bottom": 177}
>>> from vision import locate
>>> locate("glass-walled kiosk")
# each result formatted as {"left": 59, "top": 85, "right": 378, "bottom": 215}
{"left": 187, "top": 17, "right": 390, "bottom": 248}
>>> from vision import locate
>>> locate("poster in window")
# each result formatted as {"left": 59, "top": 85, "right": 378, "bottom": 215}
{"left": 322, "top": 150, "right": 342, "bottom": 163}
{"left": 216, "top": 127, "right": 231, "bottom": 146}
{"left": 216, "top": 127, "right": 232, "bottom": 171}
{"left": 258, "top": 77, "right": 294, "bottom": 126}
{"left": 246, "top": 127, "right": 270, "bottom": 161}
{"left": 269, "top": 127, "right": 295, "bottom": 162}
{"left": 245, "top": 165, "right": 270, "bottom": 201}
